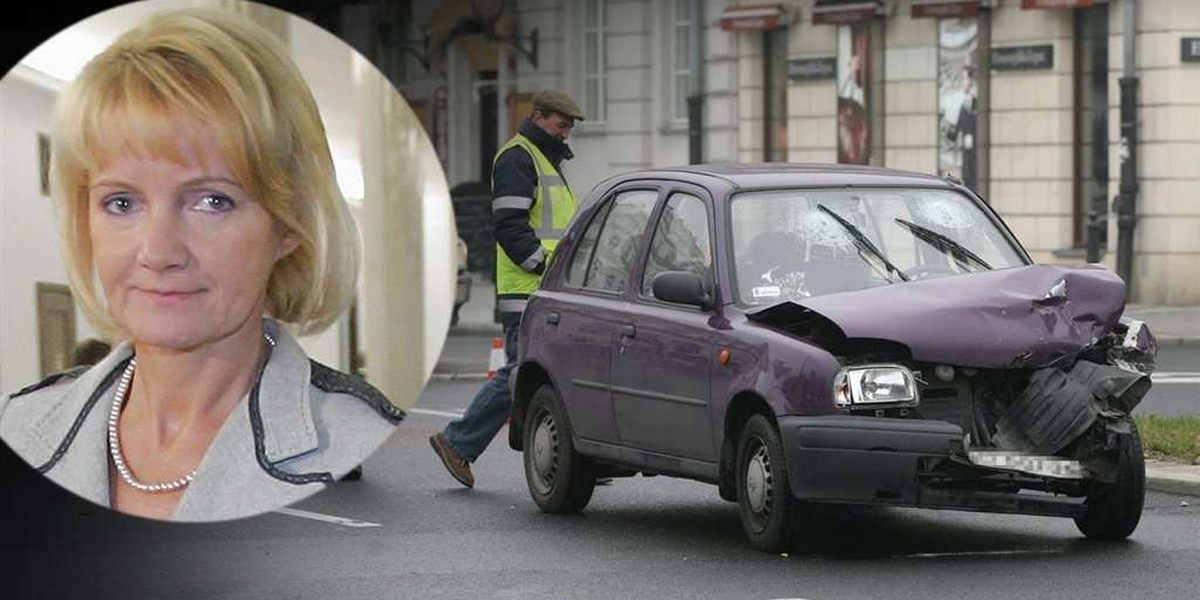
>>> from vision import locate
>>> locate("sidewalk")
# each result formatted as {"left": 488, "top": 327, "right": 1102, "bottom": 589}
{"left": 449, "top": 275, "right": 502, "bottom": 337}
{"left": 437, "top": 276, "right": 1200, "bottom": 495}
{"left": 1123, "top": 304, "right": 1200, "bottom": 346}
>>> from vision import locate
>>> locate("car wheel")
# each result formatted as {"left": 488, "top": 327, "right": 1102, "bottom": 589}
{"left": 523, "top": 384, "right": 596, "bottom": 514}
{"left": 736, "top": 414, "right": 800, "bottom": 552}
{"left": 1075, "top": 420, "right": 1145, "bottom": 540}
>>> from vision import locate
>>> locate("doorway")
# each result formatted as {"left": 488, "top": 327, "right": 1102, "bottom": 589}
{"left": 36, "top": 283, "right": 75, "bottom": 377}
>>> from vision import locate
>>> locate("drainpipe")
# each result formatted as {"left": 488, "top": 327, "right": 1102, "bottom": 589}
{"left": 687, "top": 0, "right": 705, "bottom": 164}
{"left": 1114, "top": 0, "right": 1139, "bottom": 294}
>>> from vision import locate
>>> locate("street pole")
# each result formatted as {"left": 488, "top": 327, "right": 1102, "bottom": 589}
{"left": 687, "top": 0, "right": 705, "bottom": 164}
{"left": 1114, "top": 0, "right": 1139, "bottom": 295}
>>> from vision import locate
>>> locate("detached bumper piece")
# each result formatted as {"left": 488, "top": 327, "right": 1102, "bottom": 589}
{"left": 778, "top": 415, "right": 1088, "bottom": 518}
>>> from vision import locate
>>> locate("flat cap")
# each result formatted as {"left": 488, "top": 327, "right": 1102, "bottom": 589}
{"left": 532, "top": 90, "right": 584, "bottom": 122}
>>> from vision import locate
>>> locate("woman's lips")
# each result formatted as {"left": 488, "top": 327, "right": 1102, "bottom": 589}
{"left": 135, "top": 288, "right": 205, "bottom": 302}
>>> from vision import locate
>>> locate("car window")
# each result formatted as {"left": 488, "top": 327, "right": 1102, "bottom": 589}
{"left": 581, "top": 190, "right": 658, "bottom": 293}
{"left": 731, "top": 188, "right": 1026, "bottom": 306}
{"left": 566, "top": 198, "right": 614, "bottom": 288}
{"left": 640, "top": 193, "right": 712, "bottom": 301}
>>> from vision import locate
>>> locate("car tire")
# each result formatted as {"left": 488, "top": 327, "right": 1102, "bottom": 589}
{"left": 736, "top": 414, "right": 801, "bottom": 552}
{"left": 1074, "top": 420, "right": 1145, "bottom": 540}
{"left": 523, "top": 384, "right": 596, "bottom": 514}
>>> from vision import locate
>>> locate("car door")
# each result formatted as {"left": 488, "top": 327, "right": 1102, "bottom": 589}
{"left": 543, "top": 188, "right": 659, "bottom": 445}
{"left": 610, "top": 188, "right": 718, "bottom": 462}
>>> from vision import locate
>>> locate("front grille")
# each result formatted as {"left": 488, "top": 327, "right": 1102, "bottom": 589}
{"left": 916, "top": 378, "right": 973, "bottom": 429}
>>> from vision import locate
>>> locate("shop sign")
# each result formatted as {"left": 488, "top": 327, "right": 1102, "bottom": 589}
{"left": 720, "top": 3, "right": 785, "bottom": 32}
{"left": 991, "top": 45, "right": 1054, "bottom": 71}
{"left": 788, "top": 57, "right": 837, "bottom": 80}
{"left": 1020, "top": 0, "right": 1095, "bottom": 9}
{"left": 912, "top": 1, "right": 980, "bottom": 19}
{"left": 1183, "top": 37, "right": 1200, "bottom": 63}
{"left": 812, "top": 1, "right": 879, "bottom": 25}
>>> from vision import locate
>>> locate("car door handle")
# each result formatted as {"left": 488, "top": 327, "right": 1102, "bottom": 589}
{"left": 620, "top": 324, "right": 636, "bottom": 338}
{"left": 546, "top": 311, "right": 561, "bottom": 325}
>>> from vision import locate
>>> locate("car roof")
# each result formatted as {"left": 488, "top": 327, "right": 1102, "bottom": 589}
{"left": 600, "top": 162, "right": 957, "bottom": 193}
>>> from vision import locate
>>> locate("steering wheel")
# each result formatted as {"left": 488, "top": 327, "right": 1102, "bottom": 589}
{"left": 902, "top": 264, "right": 959, "bottom": 281}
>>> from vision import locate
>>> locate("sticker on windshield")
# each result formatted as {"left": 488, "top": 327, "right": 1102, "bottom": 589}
{"left": 752, "top": 285, "right": 782, "bottom": 299}
{"left": 913, "top": 198, "right": 975, "bottom": 229}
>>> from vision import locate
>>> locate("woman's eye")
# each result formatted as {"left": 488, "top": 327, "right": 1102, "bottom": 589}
{"left": 101, "top": 195, "right": 135, "bottom": 214}
{"left": 194, "top": 193, "right": 236, "bottom": 213}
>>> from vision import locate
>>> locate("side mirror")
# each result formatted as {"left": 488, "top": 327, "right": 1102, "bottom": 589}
{"left": 652, "top": 271, "right": 713, "bottom": 311}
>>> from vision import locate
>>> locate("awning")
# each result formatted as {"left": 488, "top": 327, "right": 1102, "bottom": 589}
{"left": 1020, "top": 0, "right": 1096, "bottom": 9}
{"left": 911, "top": 0, "right": 982, "bottom": 18}
{"left": 719, "top": 3, "right": 786, "bottom": 31}
{"left": 812, "top": 0, "right": 881, "bottom": 25}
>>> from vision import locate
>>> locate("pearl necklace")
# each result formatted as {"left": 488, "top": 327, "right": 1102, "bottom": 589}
{"left": 107, "top": 332, "right": 276, "bottom": 493}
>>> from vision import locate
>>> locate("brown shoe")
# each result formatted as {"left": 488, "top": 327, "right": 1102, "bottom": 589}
{"left": 430, "top": 433, "right": 474, "bottom": 488}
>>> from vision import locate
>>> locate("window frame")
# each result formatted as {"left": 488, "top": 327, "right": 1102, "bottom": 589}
{"left": 581, "top": 0, "right": 608, "bottom": 124}
{"left": 563, "top": 185, "right": 662, "bottom": 299}
{"left": 669, "top": 0, "right": 695, "bottom": 124}
{"left": 635, "top": 187, "right": 717, "bottom": 312}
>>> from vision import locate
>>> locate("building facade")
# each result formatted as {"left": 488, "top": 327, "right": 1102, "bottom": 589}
{"left": 399, "top": 0, "right": 1199, "bottom": 305}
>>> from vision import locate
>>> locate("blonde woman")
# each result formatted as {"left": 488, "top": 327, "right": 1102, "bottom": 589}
{"left": 0, "top": 8, "right": 403, "bottom": 522}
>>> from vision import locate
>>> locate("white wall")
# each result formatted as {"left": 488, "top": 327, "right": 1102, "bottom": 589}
{"left": 0, "top": 72, "right": 100, "bottom": 394}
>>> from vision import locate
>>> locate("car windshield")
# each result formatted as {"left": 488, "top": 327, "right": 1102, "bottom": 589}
{"left": 730, "top": 187, "right": 1027, "bottom": 306}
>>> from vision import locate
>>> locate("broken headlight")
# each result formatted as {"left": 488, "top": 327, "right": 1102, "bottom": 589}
{"left": 833, "top": 365, "right": 919, "bottom": 408}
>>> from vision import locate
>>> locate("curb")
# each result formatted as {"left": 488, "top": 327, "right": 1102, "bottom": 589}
{"left": 448, "top": 324, "right": 504, "bottom": 337}
{"left": 1154, "top": 336, "right": 1200, "bottom": 347}
{"left": 1145, "top": 460, "right": 1200, "bottom": 497}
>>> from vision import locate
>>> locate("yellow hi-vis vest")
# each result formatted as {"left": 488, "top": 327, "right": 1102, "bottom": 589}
{"left": 493, "top": 134, "right": 578, "bottom": 310}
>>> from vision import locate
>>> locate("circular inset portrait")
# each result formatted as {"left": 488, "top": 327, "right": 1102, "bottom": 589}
{"left": 0, "top": 0, "right": 456, "bottom": 522}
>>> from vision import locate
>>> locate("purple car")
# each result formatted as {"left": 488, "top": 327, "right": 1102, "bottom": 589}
{"left": 509, "top": 164, "right": 1155, "bottom": 552}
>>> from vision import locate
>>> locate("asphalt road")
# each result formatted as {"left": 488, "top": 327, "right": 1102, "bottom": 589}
{"left": 1136, "top": 344, "right": 1200, "bottom": 416}
{"left": 4, "top": 379, "right": 1197, "bottom": 600}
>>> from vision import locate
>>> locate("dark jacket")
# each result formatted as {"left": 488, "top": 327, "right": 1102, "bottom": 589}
{"left": 492, "top": 117, "right": 574, "bottom": 278}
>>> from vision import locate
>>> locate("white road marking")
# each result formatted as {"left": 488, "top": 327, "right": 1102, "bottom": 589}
{"left": 410, "top": 408, "right": 466, "bottom": 419}
{"left": 272, "top": 507, "right": 382, "bottom": 528}
{"left": 429, "top": 372, "right": 490, "bottom": 382}
{"left": 1152, "top": 372, "right": 1200, "bottom": 385}
{"left": 902, "top": 549, "right": 1063, "bottom": 559}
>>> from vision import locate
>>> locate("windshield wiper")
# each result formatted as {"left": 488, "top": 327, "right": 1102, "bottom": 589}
{"left": 894, "top": 218, "right": 992, "bottom": 272}
{"left": 816, "top": 205, "right": 908, "bottom": 283}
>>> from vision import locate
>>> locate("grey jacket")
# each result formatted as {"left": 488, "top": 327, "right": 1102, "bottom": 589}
{"left": 0, "top": 319, "right": 404, "bottom": 522}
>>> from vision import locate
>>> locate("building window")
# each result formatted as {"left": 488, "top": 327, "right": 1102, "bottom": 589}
{"left": 672, "top": 0, "right": 694, "bottom": 121}
{"left": 583, "top": 0, "right": 607, "bottom": 122}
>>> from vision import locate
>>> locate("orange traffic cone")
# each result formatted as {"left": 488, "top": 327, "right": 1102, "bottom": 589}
{"left": 487, "top": 337, "right": 505, "bottom": 379}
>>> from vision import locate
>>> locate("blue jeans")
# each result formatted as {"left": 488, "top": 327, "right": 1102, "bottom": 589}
{"left": 443, "top": 312, "right": 521, "bottom": 461}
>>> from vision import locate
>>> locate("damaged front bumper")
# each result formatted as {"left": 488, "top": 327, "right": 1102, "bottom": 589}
{"left": 777, "top": 415, "right": 1095, "bottom": 518}
{"left": 776, "top": 320, "right": 1154, "bottom": 519}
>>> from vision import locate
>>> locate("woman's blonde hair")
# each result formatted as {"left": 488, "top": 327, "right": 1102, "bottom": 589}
{"left": 51, "top": 7, "right": 358, "bottom": 338}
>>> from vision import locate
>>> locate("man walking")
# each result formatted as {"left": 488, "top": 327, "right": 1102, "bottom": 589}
{"left": 430, "top": 91, "right": 583, "bottom": 488}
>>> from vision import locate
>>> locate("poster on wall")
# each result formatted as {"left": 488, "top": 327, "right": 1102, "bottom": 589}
{"left": 836, "top": 24, "right": 871, "bottom": 165}
{"left": 937, "top": 18, "right": 979, "bottom": 190}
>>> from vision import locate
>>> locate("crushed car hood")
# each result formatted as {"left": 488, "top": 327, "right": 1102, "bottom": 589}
{"left": 746, "top": 264, "right": 1126, "bottom": 369}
